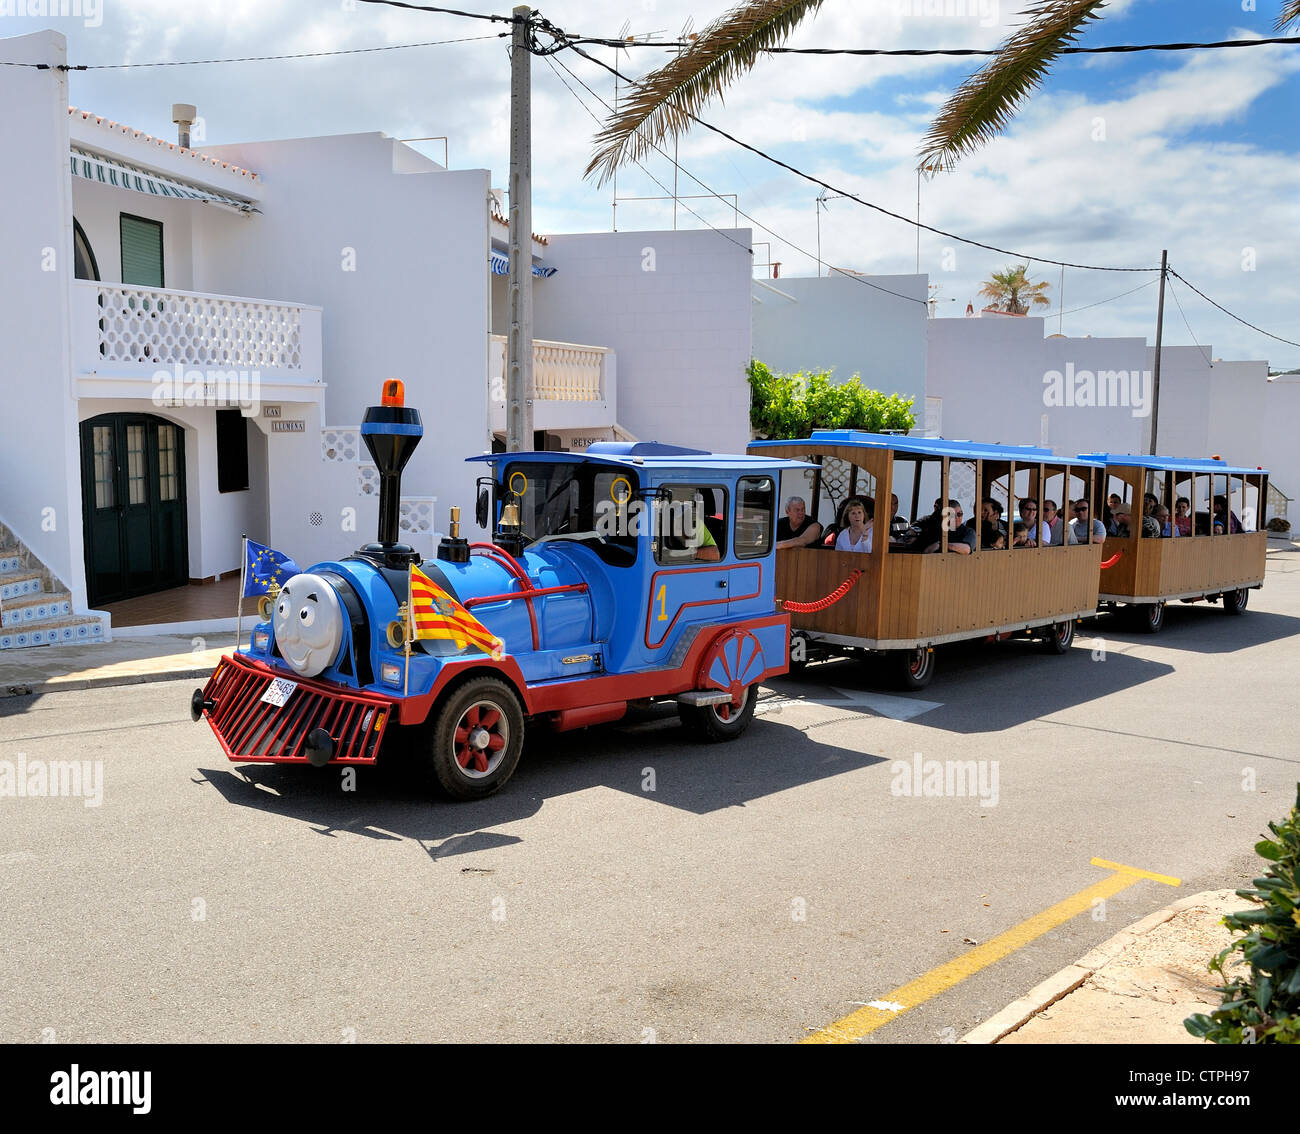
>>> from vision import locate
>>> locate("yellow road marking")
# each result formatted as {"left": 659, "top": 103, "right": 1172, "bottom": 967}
{"left": 802, "top": 857, "right": 1181, "bottom": 1044}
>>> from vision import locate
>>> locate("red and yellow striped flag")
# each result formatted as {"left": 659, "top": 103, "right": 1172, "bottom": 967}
{"left": 409, "top": 565, "right": 505, "bottom": 660}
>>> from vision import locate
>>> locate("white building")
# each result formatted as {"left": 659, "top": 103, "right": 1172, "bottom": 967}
{"left": 0, "top": 28, "right": 758, "bottom": 649}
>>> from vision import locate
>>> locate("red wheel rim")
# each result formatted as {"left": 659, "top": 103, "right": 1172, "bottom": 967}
{"left": 452, "top": 701, "right": 509, "bottom": 778}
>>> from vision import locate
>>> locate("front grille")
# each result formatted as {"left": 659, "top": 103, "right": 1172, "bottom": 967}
{"left": 201, "top": 655, "right": 394, "bottom": 764}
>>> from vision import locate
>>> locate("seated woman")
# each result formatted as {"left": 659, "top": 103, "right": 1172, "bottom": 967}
{"left": 1174, "top": 496, "right": 1193, "bottom": 537}
{"left": 834, "top": 497, "right": 874, "bottom": 553}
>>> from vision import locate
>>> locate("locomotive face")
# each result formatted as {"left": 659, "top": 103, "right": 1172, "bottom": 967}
{"left": 272, "top": 573, "right": 345, "bottom": 677}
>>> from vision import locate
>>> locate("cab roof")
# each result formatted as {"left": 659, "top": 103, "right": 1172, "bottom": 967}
{"left": 751, "top": 430, "right": 1106, "bottom": 468}
{"left": 1079, "top": 453, "right": 1268, "bottom": 476}
{"left": 467, "top": 443, "right": 814, "bottom": 474}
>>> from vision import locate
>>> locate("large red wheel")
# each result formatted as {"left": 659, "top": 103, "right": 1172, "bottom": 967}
{"left": 679, "top": 630, "right": 765, "bottom": 742}
{"left": 429, "top": 677, "right": 524, "bottom": 800}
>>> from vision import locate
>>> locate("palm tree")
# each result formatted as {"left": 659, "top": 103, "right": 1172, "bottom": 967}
{"left": 979, "top": 265, "right": 1051, "bottom": 314}
{"left": 586, "top": 0, "right": 1300, "bottom": 184}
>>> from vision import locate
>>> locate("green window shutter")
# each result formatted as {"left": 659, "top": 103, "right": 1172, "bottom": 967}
{"left": 119, "top": 214, "right": 164, "bottom": 287}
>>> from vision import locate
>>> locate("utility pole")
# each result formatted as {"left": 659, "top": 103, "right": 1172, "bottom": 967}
{"left": 506, "top": 4, "right": 534, "bottom": 453}
{"left": 1149, "top": 249, "right": 1168, "bottom": 455}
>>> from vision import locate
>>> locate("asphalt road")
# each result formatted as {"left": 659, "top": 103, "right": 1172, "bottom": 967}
{"left": 3, "top": 546, "right": 1297, "bottom": 1044}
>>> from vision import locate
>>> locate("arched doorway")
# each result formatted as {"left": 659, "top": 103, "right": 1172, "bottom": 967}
{"left": 79, "top": 413, "right": 188, "bottom": 606}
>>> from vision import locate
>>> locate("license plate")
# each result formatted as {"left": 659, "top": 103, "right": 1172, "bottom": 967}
{"left": 260, "top": 677, "right": 298, "bottom": 707}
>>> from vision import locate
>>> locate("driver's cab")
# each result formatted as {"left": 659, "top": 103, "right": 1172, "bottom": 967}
{"left": 469, "top": 445, "right": 792, "bottom": 676}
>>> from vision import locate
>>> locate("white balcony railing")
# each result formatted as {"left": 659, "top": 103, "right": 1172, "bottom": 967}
{"left": 73, "top": 280, "right": 323, "bottom": 389}
{"left": 489, "top": 334, "right": 611, "bottom": 403}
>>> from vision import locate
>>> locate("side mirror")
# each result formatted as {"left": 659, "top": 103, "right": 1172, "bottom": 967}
{"left": 475, "top": 487, "right": 489, "bottom": 530}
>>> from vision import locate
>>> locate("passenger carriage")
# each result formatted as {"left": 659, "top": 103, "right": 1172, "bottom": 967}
{"left": 748, "top": 431, "right": 1108, "bottom": 688}
{"left": 192, "top": 381, "right": 811, "bottom": 799}
{"left": 1082, "top": 453, "right": 1269, "bottom": 632}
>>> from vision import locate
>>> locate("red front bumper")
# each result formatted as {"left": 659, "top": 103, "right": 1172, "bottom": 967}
{"left": 199, "top": 654, "right": 395, "bottom": 765}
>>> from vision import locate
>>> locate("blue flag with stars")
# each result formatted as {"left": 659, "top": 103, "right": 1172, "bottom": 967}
{"left": 243, "top": 539, "right": 300, "bottom": 597}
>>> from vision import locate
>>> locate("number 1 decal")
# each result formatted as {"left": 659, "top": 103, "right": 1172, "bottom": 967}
{"left": 656, "top": 584, "right": 668, "bottom": 622}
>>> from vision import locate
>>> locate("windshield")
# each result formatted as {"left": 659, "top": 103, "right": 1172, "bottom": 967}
{"left": 501, "top": 461, "right": 639, "bottom": 566}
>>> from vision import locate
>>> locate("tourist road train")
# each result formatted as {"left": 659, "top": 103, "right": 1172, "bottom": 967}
{"left": 191, "top": 387, "right": 1270, "bottom": 799}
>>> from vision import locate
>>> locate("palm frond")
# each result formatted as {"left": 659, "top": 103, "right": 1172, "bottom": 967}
{"left": 1277, "top": 1, "right": 1300, "bottom": 31}
{"left": 584, "top": 0, "right": 824, "bottom": 186}
{"left": 918, "top": 0, "right": 1108, "bottom": 171}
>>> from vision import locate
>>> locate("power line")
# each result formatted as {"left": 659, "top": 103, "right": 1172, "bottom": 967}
{"left": 1053, "top": 278, "right": 1159, "bottom": 319}
{"left": 548, "top": 48, "right": 925, "bottom": 305}
{"left": 351, "top": 0, "right": 512, "bottom": 21}
{"left": 568, "top": 35, "right": 1300, "bottom": 56}
{"left": 1168, "top": 269, "right": 1300, "bottom": 350}
{"left": 1164, "top": 275, "right": 1213, "bottom": 366}
{"left": 559, "top": 39, "right": 1164, "bottom": 274}
{"left": 38, "top": 33, "right": 506, "bottom": 71}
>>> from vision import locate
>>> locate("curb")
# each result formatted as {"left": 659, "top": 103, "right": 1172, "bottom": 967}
{"left": 1, "top": 666, "right": 215, "bottom": 700}
{"left": 958, "top": 891, "right": 1221, "bottom": 1045}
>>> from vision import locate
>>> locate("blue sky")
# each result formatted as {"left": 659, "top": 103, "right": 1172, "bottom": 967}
{"left": 3, "top": 0, "right": 1297, "bottom": 365}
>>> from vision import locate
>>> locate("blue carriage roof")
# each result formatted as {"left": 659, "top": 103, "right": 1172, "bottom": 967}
{"left": 466, "top": 446, "right": 815, "bottom": 473}
{"left": 1078, "top": 453, "right": 1268, "bottom": 476}
{"left": 750, "top": 430, "right": 1106, "bottom": 467}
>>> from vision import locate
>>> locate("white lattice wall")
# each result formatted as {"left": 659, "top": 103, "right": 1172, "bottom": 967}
{"left": 96, "top": 284, "right": 303, "bottom": 368}
{"left": 322, "top": 428, "right": 360, "bottom": 463}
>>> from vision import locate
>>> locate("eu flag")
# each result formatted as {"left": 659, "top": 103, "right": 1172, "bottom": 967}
{"left": 243, "top": 539, "right": 300, "bottom": 597}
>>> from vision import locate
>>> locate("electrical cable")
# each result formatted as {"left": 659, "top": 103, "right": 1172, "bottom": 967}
{"left": 547, "top": 49, "right": 925, "bottom": 305}
{"left": 1168, "top": 269, "right": 1300, "bottom": 349}
{"left": 1053, "top": 278, "right": 1159, "bottom": 319}
{"left": 567, "top": 35, "right": 1300, "bottom": 56}
{"left": 1164, "top": 275, "right": 1213, "bottom": 366}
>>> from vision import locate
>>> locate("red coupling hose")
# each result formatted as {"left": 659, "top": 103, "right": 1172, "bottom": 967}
{"left": 780, "top": 569, "right": 864, "bottom": 613}
{"left": 1100, "top": 552, "right": 1122, "bottom": 569}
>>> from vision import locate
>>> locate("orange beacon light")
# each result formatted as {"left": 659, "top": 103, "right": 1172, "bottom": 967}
{"left": 381, "top": 379, "right": 405, "bottom": 407}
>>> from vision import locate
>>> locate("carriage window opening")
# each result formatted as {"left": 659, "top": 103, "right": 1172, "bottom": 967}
{"left": 654, "top": 483, "right": 728, "bottom": 565}
{"left": 735, "top": 477, "right": 774, "bottom": 559}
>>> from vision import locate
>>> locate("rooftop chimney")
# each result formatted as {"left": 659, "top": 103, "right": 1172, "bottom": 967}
{"left": 172, "top": 103, "right": 197, "bottom": 149}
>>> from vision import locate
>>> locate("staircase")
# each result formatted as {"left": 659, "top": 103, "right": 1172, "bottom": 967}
{"left": 0, "top": 520, "right": 108, "bottom": 650}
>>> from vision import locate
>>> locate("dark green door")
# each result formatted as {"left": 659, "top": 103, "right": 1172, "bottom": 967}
{"left": 80, "top": 414, "right": 187, "bottom": 606}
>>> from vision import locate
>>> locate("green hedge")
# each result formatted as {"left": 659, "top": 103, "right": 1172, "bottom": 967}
{"left": 747, "top": 359, "right": 916, "bottom": 440}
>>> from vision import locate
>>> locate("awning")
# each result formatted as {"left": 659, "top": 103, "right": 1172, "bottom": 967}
{"left": 70, "top": 146, "right": 258, "bottom": 214}
{"left": 490, "top": 250, "right": 557, "bottom": 278}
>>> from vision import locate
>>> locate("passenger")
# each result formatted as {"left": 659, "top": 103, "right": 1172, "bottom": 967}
{"left": 834, "top": 497, "right": 873, "bottom": 553}
{"left": 1104, "top": 493, "right": 1122, "bottom": 533}
{"left": 1111, "top": 508, "right": 1132, "bottom": 538}
{"left": 686, "top": 492, "right": 721, "bottom": 561}
{"left": 888, "top": 493, "right": 910, "bottom": 541}
{"left": 1010, "top": 521, "right": 1028, "bottom": 548}
{"left": 1155, "top": 505, "right": 1176, "bottom": 538}
{"left": 1213, "top": 495, "right": 1243, "bottom": 534}
{"left": 1043, "top": 500, "right": 1075, "bottom": 546}
{"left": 923, "top": 500, "right": 976, "bottom": 555}
{"left": 1018, "top": 499, "right": 1051, "bottom": 546}
{"left": 1070, "top": 499, "right": 1109, "bottom": 544}
{"left": 776, "top": 495, "right": 823, "bottom": 549}
{"left": 967, "top": 498, "right": 1006, "bottom": 545}
{"left": 1174, "top": 496, "right": 1194, "bottom": 537}
{"left": 1140, "top": 494, "right": 1162, "bottom": 539}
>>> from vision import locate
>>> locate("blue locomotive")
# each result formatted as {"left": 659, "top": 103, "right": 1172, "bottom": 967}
{"left": 192, "top": 381, "right": 809, "bottom": 799}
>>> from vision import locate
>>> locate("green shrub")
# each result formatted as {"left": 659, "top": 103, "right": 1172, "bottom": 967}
{"left": 746, "top": 359, "right": 916, "bottom": 439}
{"left": 1266, "top": 517, "right": 1291, "bottom": 533}
{"left": 1185, "top": 785, "right": 1300, "bottom": 1044}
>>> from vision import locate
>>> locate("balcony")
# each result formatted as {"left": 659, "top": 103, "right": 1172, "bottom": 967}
{"left": 489, "top": 334, "right": 616, "bottom": 434}
{"left": 72, "top": 281, "right": 323, "bottom": 404}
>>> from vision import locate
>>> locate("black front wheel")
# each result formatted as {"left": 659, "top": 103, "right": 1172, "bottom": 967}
{"left": 1133, "top": 601, "right": 1165, "bottom": 634}
{"left": 1223, "top": 588, "right": 1249, "bottom": 616}
{"left": 428, "top": 677, "right": 525, "bottom": 800}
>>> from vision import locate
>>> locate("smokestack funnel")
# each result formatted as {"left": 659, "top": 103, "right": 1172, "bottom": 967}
{"left": 358, "top": 380, "right": 423, "bottom": 566}
{"left": 172, "top": 103, "right": 197, "bottom": 149}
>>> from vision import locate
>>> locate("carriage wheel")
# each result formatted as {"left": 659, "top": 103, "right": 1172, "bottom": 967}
{"left": 678, "top": 684, "right": 757, "bottom": 742}
{"left": 892, "top": 646, "right": 935, "bottom": 691}
{"left": 1133, "top": 601, "right": 1165, "bottom": 634}
{"left": 1223, "top": 588, "right": 1249, "bottom": 616}
{"left": 1043, "top": 619, "right": 1076, "bottom": 655}
{"left": 428, "top": 677, "right": 524, "bottom": 800}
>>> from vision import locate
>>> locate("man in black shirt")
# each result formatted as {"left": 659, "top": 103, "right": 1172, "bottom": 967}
{"left": 776, "top": 496, "right": 823, "bottom": 549}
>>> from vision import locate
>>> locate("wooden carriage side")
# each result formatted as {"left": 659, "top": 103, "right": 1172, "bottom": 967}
{"left": 1089, "top": 458, "right": 1269, "bottom": 604}
{"left": 752, "top": 437, "right": 1104, "bottom": 649}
